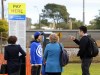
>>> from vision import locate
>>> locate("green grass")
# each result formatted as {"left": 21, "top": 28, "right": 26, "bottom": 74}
{"left": 62, "top": 63, "right": 100, "bottom": 75}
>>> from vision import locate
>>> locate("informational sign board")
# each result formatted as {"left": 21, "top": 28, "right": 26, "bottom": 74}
{"left": 8, "top": 3, "right": 26, "bottom": 51}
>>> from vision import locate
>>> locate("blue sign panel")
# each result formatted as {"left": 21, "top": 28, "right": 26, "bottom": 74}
{"left": 9, "top": 15, "right": 26, "bottom": 20}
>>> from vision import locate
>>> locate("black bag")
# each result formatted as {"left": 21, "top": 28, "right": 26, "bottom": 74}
{"left": 59, "top": 43, "right": 69, "bottom": 67}
{"left": 87, "top": 36, "right": 99, "bottom": 57}
{"left": 0, "top": 64, "right": 7, "bottom": 74}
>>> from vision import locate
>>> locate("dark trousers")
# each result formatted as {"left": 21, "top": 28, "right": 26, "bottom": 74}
{"left": 46, "top": 72, "right": 61, "bottom": 75}
{"left": 31, "top": 65, "right": 41, "bottom": 75}
{"left": 81, "top": 58, "right": 93, "bottom": 75}
{"left": 9, "top": 70, "right": 20, "bottom": 75}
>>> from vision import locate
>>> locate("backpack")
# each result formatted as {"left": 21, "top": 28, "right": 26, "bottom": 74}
{"left": 87, "top": 36, "right": 99, "bottom": 57}
{"left": 59, "top": 43, "right": 69, "bottom": 67}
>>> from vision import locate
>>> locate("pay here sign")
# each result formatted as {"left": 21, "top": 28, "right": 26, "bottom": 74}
{"left": 8, "top": 3, "right": 26, "bottom": 51}
{"left": 8, "top": 3, "right": 26, "bottom": 15}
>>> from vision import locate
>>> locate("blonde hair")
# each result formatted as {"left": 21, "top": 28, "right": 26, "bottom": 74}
{"left": 49, "top": 33, "right": 59, "bottom": 43}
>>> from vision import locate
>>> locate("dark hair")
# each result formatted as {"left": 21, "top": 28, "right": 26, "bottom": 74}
{"left": 34, "top": 35, "right": 39, "bottom": 40}
{"left": 8, "top": 36, "right": 17, "bottom": 44}
{"left": 79, "top": 26, "right": 87, "bottom": 33}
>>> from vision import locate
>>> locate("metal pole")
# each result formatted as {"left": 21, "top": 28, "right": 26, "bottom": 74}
{"left": 83, "top": 0, "right": 85, "bottom": 26}
{"left": 39, "top": 14, "right": 41, "bottom": 29}
{"left": 34, "top": 6, "right": 41, "bottom": 29}
{"left": 1, "top": 0, "right": 4, "bottom": 19}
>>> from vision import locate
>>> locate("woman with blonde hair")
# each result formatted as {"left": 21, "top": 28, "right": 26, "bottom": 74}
{"left": 43, "top": 33, "right": 63, "bottom": 75}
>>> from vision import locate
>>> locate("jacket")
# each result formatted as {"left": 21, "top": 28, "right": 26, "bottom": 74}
{"left": 74, "top": 36, "right": 92, "bottom": 59}
{"left": 30, "top": 41, "right": 42, "bottom": 65}
{"left": 4, "top": 45, "right": 26, "bottom": 74}
{"left": 43, "top": 43, "right": 62, "bottom": 72}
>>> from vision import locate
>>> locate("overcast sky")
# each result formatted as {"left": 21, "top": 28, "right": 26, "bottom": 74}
{"left": 0, "top": 0, "right": 100, "bottom": 24}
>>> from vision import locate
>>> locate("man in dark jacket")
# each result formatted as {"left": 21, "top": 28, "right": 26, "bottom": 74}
{"left": 69, "top": 26, "right": 93, "bottom": 75}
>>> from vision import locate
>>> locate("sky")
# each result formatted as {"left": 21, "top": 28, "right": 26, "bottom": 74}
{"left": 0, "top": 0, "right": 100, "bottom": 25}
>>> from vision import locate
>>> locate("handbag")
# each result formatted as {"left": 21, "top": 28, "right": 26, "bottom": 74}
{"left": 59, "top": 43, "right": 69, "bottom": 67}
{"left": 1, "top": 64, "right": 7, "bottom": 74}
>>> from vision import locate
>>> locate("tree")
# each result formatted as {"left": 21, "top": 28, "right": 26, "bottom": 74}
{"left": 0, "top": 19, "right": 8, "bottom": 40}
{"left": 89, "top": 10, "right": 100, "bottom": 29}
{"left": 42, "top": 3, "right": 69, "bottom": 29}
{"left": 40, "top": 19, "right": 50, "bottom": 26}
{"left": 33, "top": 23, "right": 41, "bottom": 29}
{"left": 87, "top": 20, "right": 96, "bottom": 29}
{"left": 70, "top": 18, "right": 83, "bottom": 29}
{"left": 0, "top": 19, "right": 8, "bottom": 32}
{"left": 95, "top": 13, "right": 100, "bottom": 29}
{"left": 58, "top": 22, "right": 69, "bottom": 29}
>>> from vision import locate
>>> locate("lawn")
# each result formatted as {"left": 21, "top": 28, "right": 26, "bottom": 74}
{"left": 62, "top": 63, "right": 100, "bottom": 75}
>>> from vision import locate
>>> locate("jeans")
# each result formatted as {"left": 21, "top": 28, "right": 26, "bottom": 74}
{"left": 81, "top": 58, "right": 93, "bottom": 75}
{"left": 31, "top": 65, "right": 41, "bottom": 75}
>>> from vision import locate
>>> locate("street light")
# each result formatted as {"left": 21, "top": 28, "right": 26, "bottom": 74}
{"left": 83, "top": 0, "right": 85, "bottom": 26}
{"left": 34, "top": 6, "right": 41, "bottom": 29}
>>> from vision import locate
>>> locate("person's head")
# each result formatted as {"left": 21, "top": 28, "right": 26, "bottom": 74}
{"left": 78, "top": 26, "right": 87, "bottom": 37}
{"left": 34, "top": 31, "right": 42, "bottom": 42}
{"left": 49, "top": 33, "right": 59, "bottom": 43}
{"left": 8, "top": 36, "right": 17, "bottom": 44}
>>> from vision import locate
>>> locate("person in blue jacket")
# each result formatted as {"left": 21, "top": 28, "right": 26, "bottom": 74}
{"left": 43, "top": 33, "right": 63, "bottom": 75}
{"left": 30, "top": 31, "right": 43, "bottom": 75}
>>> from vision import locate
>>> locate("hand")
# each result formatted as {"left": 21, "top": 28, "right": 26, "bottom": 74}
{"left": 43, "top": 59, "right": 46, "bottom": 65}
{"left": 68, "top": 35, "right": 76, "bottom": 40}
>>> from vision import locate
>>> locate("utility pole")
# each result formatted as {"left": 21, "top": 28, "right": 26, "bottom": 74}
{"left": 99, "top": 10, "right": 100, "bottom": 16}
{"left": 83, "top": 0, "right": 85, "bottom": 26}
{"left": 39, "top": 14, "right": 41, "bottom": 29}
{"left": 1, "top": 0, "right": 4, "bottom": 19}
{"left": 34, "top": 6, "right": 41, "bottom": 29}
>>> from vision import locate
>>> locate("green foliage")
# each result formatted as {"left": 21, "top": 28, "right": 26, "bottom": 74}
{"left": 0, "top": 19, "right": 8, "bottom": 32}
{"left": 89, "top": 10, "right": 100, "bottom": 29}
{"left": 34, "top": 23, "right": 40, "bottom": 29}
{"left": 57, "top": 22, "right": 69, "bottom": 29}
{"left": 42, "top": 3, "right": 69, "bottom": 28}
{"left": 40, "top": 19, "right": 50, "bottom": 26}
{"left": 71, "top": 18, "right": 83, "bottom": 29}
{"left": 0, "top": 20, "right": 8, "bottom": 40}
{"left": 95, "top": 15, "right": 100, "bottom": 29}
{"left": 87, "top": 25, "right": 96, "bottom": 29}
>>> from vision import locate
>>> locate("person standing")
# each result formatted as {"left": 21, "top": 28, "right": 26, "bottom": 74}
{"left": 43, "top": 33, "right": 63, "bottom": 75}
{"left": 69, "top": 26, "right": 93, "bottom": 75}
{"left": 4, "top": 36, "right": 26, "bottom": 75}
{"left": 30, "top": 31, "right": 43, "bottom": 75}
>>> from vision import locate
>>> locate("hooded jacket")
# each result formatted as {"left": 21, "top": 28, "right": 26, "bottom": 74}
{"left": 30, "top": 40, "right": 42, "bottom": 65}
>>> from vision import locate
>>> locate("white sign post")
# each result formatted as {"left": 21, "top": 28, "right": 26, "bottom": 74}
{"left": 8, "top": 3, "right": 26, "bottom": 51}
